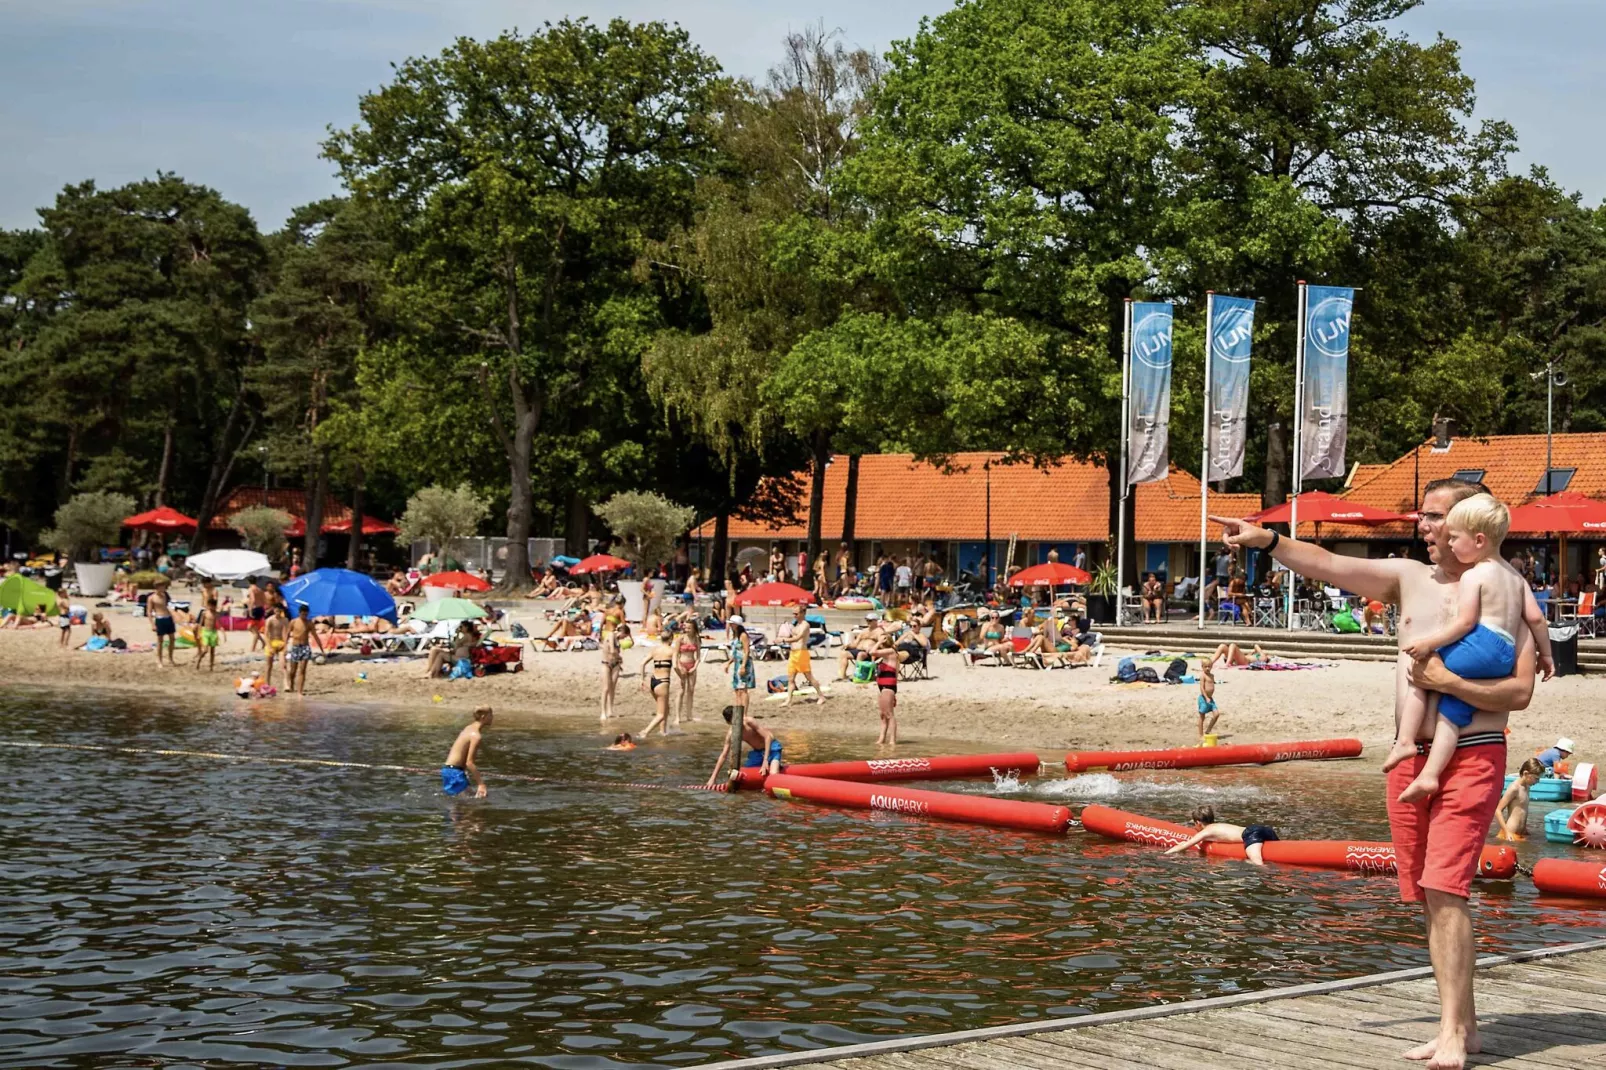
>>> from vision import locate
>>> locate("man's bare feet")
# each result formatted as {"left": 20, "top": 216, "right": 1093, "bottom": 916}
{"left": 1382, "top": 739, "right": 1418, "bottom": 772}
{"left": 1398, "top": 774, "right": 1439, "bottom": 804}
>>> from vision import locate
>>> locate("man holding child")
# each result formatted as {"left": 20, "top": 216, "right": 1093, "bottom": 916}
{"left": 1215, "top": 476, "right": 1538, "bottom": 1070}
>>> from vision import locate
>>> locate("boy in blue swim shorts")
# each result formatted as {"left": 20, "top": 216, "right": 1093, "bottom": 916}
{"left": 705, "top": 705, "right": 782, "bottom": 785}
{"left": 442, "top": 706, "right": 493, "bottom": 798}
{"left": 1390, "top": 494, "right": 1553, "bottom": 803}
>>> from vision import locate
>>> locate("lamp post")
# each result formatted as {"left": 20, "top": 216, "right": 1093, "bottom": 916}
{"left": 984, "top": 459, "right": 993, "bottom": 595}
{"left": 258, "top": 445, "right": 270, "bottom": 504}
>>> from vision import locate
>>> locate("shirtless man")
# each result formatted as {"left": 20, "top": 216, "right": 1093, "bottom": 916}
{"left": 284, "top": 604, "right": 324, "bottom": 696}
{"left": 148, "top": 578, "right": 176, "bottom": 666}
{"left": 1213, "top": 476, "right": 1537, "bottom": 1070}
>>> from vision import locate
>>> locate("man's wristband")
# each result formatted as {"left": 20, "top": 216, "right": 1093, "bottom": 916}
{"left": 1265, "top": 531, "right": 1280, "bottom": 554}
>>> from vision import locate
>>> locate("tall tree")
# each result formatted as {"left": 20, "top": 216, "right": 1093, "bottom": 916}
{"left": 326, "top": 18, "right": 721, "bottom": 589}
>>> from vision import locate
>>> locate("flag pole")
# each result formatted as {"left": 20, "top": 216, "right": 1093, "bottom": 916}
{"left": 1287, "top": 280, "right": 1308, "bottom": 630}
{"left": 1199, "top": 292, "right": 1213, "bottom": 629}
{"left": 1116, "top": 299, "right": 1133, "bottom": 626}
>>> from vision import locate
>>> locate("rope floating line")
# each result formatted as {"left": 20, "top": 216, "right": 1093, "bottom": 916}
{"left": 0, "top": 740, "right": 726, "bottom": 793}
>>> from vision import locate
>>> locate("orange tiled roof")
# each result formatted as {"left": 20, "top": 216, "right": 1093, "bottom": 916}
{"left": 695, "top": 454, "right": 1261, "bottom": 544}
{"left": 1330, "top": 432, "right": 1606, "bottom": 539}
{"left": 209, "top": 487, "right": 356, "bottom": 531}
{"left": 1347, "top": 463, "right": 1387, "bottom": 488}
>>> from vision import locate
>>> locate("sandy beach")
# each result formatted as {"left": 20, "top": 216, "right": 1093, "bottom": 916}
{"left": 2, "top": 592, "right": 1595, "bottom": 764}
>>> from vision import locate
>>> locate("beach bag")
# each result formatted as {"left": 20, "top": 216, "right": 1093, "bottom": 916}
{"left": 1333, "top": 608, "right": 1361, "bottom": 633}
{"left": 110, "top": 637, "right": 126, "bottom": 649}
{"left": 767, "top": 675, "right": 790, "bottom": 694}
{"left": 1163, "top": 657, "right": 1188, "bottom": 684}
{"left": 1114, "top": 656, "right": 1138, "bottom": 683}
{"left": 1134, "top": 666, "right": 1161, "bottom": 683}
{"left": 510, "top": 622, "right": 529, "bottom": 639}
{"left": 851, "top": 659, "right": 875, "bottom": 683}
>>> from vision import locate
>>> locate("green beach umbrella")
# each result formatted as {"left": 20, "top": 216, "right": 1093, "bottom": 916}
{"left": 0, "top": 574, "right": 57, "bottom": 615}
{"left": 410, "top": 597, "right": 487, "bottom": 623}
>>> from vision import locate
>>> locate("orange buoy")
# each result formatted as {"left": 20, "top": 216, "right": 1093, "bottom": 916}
{"left": 732, "top": 751, "right": 1040, "bottom": 790}
{"left": 1079, "top": 805, "right": 1516, "bottom": 879}
{"left": 1064, "top": 738, "right": 1362, "bottom": 773}
{"left": 1533, "top": 858, "right": 1606, "bottom": 899}
{"left": 764, "top": 774, "right": 1072, "bottom": 834}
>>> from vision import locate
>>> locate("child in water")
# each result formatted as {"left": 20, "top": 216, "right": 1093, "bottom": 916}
{"left": 442, "top": 706, "right": 492, "bottom": 798}
{"left": 1494, "top": 758, "right": 1547, "bottom": 841}
{"left": 1388, "top": 494, "right": 1552, "bottom": 803}
{"left": 606, "top": 733, "right": 636, "bottom": 751}
{"left": 1165, "top": 805, "right": 1280, "bottom": 866}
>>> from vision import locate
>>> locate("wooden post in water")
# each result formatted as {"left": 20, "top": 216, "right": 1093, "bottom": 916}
{"left": 724, "top": 703, "right": 746, "bottom": 787}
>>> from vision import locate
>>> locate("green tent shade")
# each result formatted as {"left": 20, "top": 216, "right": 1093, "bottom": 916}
{"left": 0, "top": 574, "right": 58, "bottom": 615}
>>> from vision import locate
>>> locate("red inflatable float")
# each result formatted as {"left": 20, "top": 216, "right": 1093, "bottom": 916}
{"left": 1532, "top": 858, "right": 1606, "bottom": 899}
{"left": 1064, "top": 738, "right": 1362, "bottom": 773}
{"left": 733, "top": 751, "right": 1040, "bottom": 790}
{"left": 764, "top": 774, "right": 1072, "bottom": 834}
{"left": 1080, "top": 805, "right": 1517, "bottom": 879}
{"left": 1568, "top": 801, "right": 1606, "bottom": 849}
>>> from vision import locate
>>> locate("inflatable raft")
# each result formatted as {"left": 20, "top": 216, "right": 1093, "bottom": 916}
{"left": 764, "top": 774, "right": 1071, "bottom": 834}
{"left": 1064, "top": 738, "right": 1362, "bottom": 773}
{"left": 1080, "top": 804, "right": 1517, "bottom": 879}
{"left": 733, "top": 751, "right": 1040, "bottom": 790}
{"left": 1532, "top": 858, "right": 1606, "bottom": 899}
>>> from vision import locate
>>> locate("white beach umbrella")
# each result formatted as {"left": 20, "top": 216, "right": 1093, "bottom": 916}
{"left": 186, "top": 549, "right": 273, "bottom": 580}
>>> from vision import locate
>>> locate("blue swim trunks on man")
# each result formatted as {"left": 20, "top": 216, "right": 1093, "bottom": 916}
{"left": 743, "top": 739, "right": 784, "bottom": 769}
{"left": 441, "top": 765, "right": 470, "bottom": 795}
{"left": 1436, "top": 622, "right": 1516, "bottom": 726}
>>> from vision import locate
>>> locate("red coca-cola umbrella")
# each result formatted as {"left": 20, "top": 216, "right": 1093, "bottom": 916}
{"left": 730, "top": 581, "right": 816, "bottom": 607}
{"left": 1008, "top": 562, "right": 1092, "bottom": 587}
{"left": 122, "top": 506, "right": 198, "bottom": 532}
{"left": 422, "top": 569, "right": 492, "bottom": 592}
{"left": 1507, "top": 491, "right": 1606, "bottom": 533}
{"left": 570, "top": 553, "right": 633, "bottom": 575}
{"left": 322, "top": 515, "right": 399, "bottom": 535}
{"left": 1247, "top": 490, "right": 1408, "bottom": 526}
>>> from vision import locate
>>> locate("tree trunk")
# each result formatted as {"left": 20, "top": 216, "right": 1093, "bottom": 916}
{"left": 841, "top": 452, "right": 861, "bottom": 553}
{"left": 154, "top": 422, "right": 175, "bottom": 507}
{"left": 565, "top": 489, "right": 590, "bottom": 557}
{"left": 711, "top": 511, "right": 730, "bottom": 588}
{"left": 345, "top": 469, "right": 364, "bottom": 571}
{"left": 499, "top": 402, "right": 538, "bottom": 592}
{"left": 303, "top": 449, "right": 330, "bottom": 568}
{"left": 1264, "top": 421, "right": 1290, "bottom": 508}
{"left": 59, "top": 427, "right": 78, "bottom": 503}
{"left": 806, "top": 432, "right": 829, "bottom": 567}
{"left": 191, "top": 383, "right": 252, "bottom": 553}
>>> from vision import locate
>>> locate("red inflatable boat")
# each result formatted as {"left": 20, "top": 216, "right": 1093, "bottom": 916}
{"left": 764, "top": 774, "right": 1072, "bottom": 834}
{"left": 1532, "top": 858, "right": 1606, "bottom": 899}
{"left": 1080, "top": 805, "right": 1516, "bottom": 879}
{"left": 733, "top": 751, "right": 1040, "bottom": 790}
{"left": 1064, "top": 738, "right": 1362, "bottom": 773}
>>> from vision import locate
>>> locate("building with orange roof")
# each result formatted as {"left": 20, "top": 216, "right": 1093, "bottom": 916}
{"left": 692, "top": 453, "right": 1259, "bottom": 586}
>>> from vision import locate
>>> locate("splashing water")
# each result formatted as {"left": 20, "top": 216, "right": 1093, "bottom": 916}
{"left": 990, "top": 767, "right": 1024, "bottom": 793}
{"left": 1029, "top": 773, "right": 1271, "bottom": 803}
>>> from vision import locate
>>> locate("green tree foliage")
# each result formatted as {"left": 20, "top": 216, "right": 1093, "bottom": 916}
{"left": 40, "top": 491, "right": 136, "bottom": 562}
{"left": 592, "top": 490, "right": 696, "bottom": 570}
{"left": 326, "top": 18, "right": 721, "bottom": 587}
{"left": 229, "top": 506, "right": 294, "bottom": 560}
{"left": 397, "top": 484, "right": 492, "bottom": 563}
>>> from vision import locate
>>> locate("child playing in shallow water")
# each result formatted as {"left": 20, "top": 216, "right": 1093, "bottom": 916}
{"left": 1494, "top": 758, "right": 1547, "bottom": 841}
{"left": 1165, "top": 805, "right": 1280, "bottom": 866}
{"left": 1387, "top": 494, "right": 1552, "bottom": 803}
{"left": 442, "top": 706, "right": 492, "bottom": 798}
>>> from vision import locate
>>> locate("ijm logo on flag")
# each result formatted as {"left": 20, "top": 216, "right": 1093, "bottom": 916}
{"left": 1211, "top": 304, "right": 1254, "bottom": 363}
{"left": 1134, "top": 310, "right": 1172, "bottom": 368}
{"left": 1309, "top": 294, "right": 1352, "bottom": 359}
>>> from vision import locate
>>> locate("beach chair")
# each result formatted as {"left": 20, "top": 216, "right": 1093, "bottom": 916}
{"left": 1562, "top": 591, "right": 1598, "bottom": 638}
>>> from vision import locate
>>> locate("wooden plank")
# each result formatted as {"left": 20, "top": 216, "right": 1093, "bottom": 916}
{"left": 991, "top": 1034, "right": 1157, "bottom": 1070}
{"left": 1024, "top": 1025, "right": 1237, "bottom": 1070}
{"left": 1120, "top": 1018, "right": 1383, "bottom": 1070}
{"left": 1331, "top": 979, "right": 1606, "bottom": 1041}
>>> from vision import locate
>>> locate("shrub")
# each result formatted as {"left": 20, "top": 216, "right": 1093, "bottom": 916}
{"left": 593, "top": 491, "right": 696, "bottom": 572}
{"left": 397, "top": 484, "right": 490, "bottom": 563}
{"left": 41, "top": 492, "right": 136, "bottom": 562}
{"left": 230, "top": 507, "right": 294, "bottom": 560}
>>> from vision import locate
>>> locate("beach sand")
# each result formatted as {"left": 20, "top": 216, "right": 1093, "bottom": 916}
{"left": 2, "top": 593, "right": 1595, "bottom": 765}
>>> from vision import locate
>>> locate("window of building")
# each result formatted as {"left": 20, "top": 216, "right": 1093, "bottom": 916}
{"left": 1450, "top": 468, "right": 1486, "bottom": 484}
{"left": 1535, "top": 468, "right": 1576, "bottom": 494}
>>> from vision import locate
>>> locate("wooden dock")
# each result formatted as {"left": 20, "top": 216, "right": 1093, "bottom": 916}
{"left": 703, "top": 939, "right": 1606, "bottom": 1069}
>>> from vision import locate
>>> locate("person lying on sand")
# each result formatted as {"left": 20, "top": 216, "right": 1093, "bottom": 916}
{"left": 1165, "top": 805, "right": 1280, "bottom": 866}
{"left": 1209, "top": 642, "right": 1267, "bottom": 669}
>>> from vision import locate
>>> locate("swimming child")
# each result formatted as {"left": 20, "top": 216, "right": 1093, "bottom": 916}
{"left": 1494, "top": 758, "right": 1547, "bottom": 841}
{"left": 442, "top": 706, "right": 492, "bottom": 798}
{"left": 607, "top": 732, "right": 636, "bottom": 751}
{"left": 1164, "top": 805, "right": 1280, "bottom": 866}
{"left": 1197, "top": 658, "right": 1219, "bottom": 740}
{"left": 1388, "top": 494, "right": 1553, "bottom": 803}
{"left": 194, "top": 599, "right": 220, "bottom": 672}
{"left": 705, "top": 705, "right": 782, "bottom": 786}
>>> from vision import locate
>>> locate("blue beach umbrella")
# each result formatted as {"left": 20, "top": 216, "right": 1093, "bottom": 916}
{"left": 280, "top": 568, "right": 398, "bottom": 623}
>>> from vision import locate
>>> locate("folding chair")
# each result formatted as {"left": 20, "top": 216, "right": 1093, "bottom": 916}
{"left": 1563, "top": 591, "right": 1598, "bottom": 638}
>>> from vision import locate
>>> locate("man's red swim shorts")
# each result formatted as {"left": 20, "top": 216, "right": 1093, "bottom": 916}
{"left": 1386, "top": 734, "right": 1505, "bottom": 902}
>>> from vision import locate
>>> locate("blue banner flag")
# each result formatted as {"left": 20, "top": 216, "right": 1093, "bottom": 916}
{"left": 1206, "top": 294, "right": 1256, "bottom": 482}
{"left": 1301, "top": 285, "right": 1354, "bottom": 480}
{"left": 1126, "top": 302, "right": 1173, "bottom": 485}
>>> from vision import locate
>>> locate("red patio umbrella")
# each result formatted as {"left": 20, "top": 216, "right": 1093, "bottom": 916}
{"left": 122, "top": 505, "right": 198, "bottom": 532}
{"left": 322, "top": 515, "right": 399, "bottom": 535}
{"left": 1507, "top": 492, "right": 1606, "bottom": 534}
{"left": 1247, "top": 490, "right": 1408, "bottom": 526}
{"left": 730, "top": 581, "right": 816, "bottom": 607}
{"left": 422, "top": 569, "right": 492, "bottom": 592}
{"left": 570, "top": 553, "right": 633, "bottom": 575}
{"left": 1008, "top": 562, "right": 1092, "bottom": 587}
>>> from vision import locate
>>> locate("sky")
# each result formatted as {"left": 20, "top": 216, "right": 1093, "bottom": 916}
{"left": 1, "top": 0, "right": 1602, "bottom": 232}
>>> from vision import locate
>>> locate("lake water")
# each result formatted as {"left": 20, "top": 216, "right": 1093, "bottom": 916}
{"left": 1, "top": 690, "right": 1602, "bottom": 1068}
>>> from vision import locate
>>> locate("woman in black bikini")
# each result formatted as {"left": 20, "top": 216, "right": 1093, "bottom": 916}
{"left": 637, "top": 631, "right": 677, "bottom": 737}
{"left": 874, "top": 643, "right": 900, "bottom": 745}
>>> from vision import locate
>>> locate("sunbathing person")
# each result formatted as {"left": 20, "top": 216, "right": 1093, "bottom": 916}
{"left": 541, "top": 614, "right": 590, "bottom": 651}
{"left": 963, "top": 613, "right": 1015, "bottom": 665}
{"left": 1209, "top": 642, "right": 1268, "bottom": 668}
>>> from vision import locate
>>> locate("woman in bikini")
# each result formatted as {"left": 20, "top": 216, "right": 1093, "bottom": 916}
{"left": 966, "top": 613, "right": 1015, "bottom": 666}
{"left": 600, "top": 623, "right": 629, "bottom": 722}
{"left": 874, "top": 643, "right": 900, "bottom": 745}
{"left": 673, "top": 618, "right": 702, "bottom": 724}
{"left": 637, "top": 630, "right": 677, "bottom": 737}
